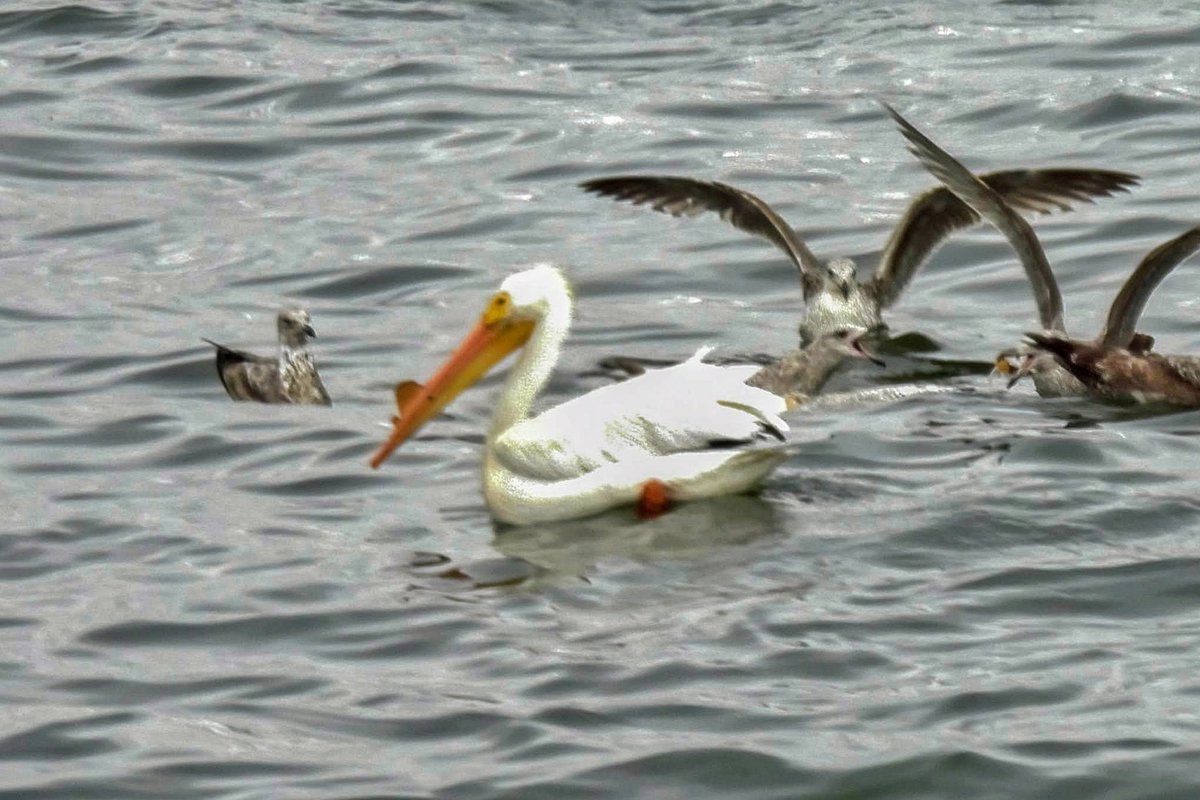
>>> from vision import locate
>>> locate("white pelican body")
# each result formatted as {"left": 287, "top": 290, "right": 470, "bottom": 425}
{"left": 371, "top": 265, "right": 789, "bottom": 525}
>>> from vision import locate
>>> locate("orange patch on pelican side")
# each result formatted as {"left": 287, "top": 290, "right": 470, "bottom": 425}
{"left": 637, "top": 479, "right": 671, "bottom": 520}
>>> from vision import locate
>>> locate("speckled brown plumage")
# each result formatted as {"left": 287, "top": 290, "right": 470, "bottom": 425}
{"left": 1025, "top": 332, "right": 1200, "bottom": 407}
{"left": 204, "top": 308, "right": 331, "bottom": 406}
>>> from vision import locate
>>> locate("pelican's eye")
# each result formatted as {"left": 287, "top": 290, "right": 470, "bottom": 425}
{"left": 482, "top": 291, "right": 512, "bottom": 325}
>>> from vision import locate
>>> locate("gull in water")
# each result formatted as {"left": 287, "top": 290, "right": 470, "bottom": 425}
{"left": 747, "top": 325, "right": 885, "bottom": 406}
{"left": 368, "top": 265, "right": 790, "bottom": 525}
{"left": 203, "top": 308, "right": 331, "bottom": 405}
{"left": 590, "top": 326, "right": 882, "bottom": 406}
{"left": 1022, "top": 320, "right": 1200, "bottom": 407}
{"left": 884, "top": 102, "right": 1200, "bottom": 401}
{"left": 581, "top": 163, "right": 1138, "bottom": 346}
{"left": 995, "top": 235, "right": 1192, "bottom": 396}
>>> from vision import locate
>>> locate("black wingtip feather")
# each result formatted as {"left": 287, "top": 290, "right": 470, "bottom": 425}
{"left": 202, "top": 338, "right": 254, "bottom": 368}
{"left": 1023, "top": 331, "right": 1075, "bottom": 361}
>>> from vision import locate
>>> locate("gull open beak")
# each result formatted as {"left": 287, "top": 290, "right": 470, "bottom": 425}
{"left": 852, "top": 335, "right": 885, "bottom": 367}
{"left": 369, "top": 295, "right": 535, "bottom": 469}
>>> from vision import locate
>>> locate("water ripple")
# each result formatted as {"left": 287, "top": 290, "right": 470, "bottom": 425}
{"left": 4, "top": 2, "right": 1200, "bottom": 799}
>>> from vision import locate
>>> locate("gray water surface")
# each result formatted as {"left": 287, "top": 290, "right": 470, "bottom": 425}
{"left": 5, "top": 2, "right": 1200, "bottom": 798}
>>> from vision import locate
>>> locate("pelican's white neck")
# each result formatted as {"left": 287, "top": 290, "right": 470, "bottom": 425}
{"left": 488, "top": 273, "right": 573, "bottom": 438}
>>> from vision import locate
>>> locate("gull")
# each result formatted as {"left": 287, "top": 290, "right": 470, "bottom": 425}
{"left": 883, "top": 101, "right": 1200, "bottom": 402}
{"left": 203, "top": 308, "right": 331, "bottom": 405}
{"left": 590, "top": 326, "right": 882, "bottom": 406}
{"left": 581, "top": 164, "right": 1138, "bottom": 345}
{"left": 747, "top": 325, "right": 884, "bottom": 406}
{"left": 1023, "top": 315, "right": 1200, "bottom": 407}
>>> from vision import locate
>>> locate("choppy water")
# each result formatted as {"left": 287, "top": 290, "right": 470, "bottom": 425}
{"left": 5, "top": 2, "right": 1200, "bottom": 798}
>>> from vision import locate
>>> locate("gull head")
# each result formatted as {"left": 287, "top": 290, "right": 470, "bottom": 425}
{"left": 824, "top": 325, "right": 885, "bottom": 367}
{"left": 277, "top": 308, "right": 317, "bottom": 347}
{"left": 825, "top": 258, "right": 858, "bottom": 300}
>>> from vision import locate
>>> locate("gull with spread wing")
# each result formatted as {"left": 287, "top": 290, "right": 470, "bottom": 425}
{"left": 582, "top": 162, "right": 1137, "bottom": 345}
{"left": 884, "top": 102, "right": 1200, "bottom": 405}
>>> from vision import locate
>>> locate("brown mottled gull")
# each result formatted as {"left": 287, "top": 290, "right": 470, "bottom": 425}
{"left": 203, "top": 308, "right": 331, "bottom": 405}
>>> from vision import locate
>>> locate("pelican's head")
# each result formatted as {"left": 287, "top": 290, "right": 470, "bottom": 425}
{"left": 277, "top": 308, "right": 317, "bottom": 347}
{"left": 497, "top": 263, "right": 572, "bottom": 319}
{"left": 369, "top": 265, "right": 570, "bottom": 469}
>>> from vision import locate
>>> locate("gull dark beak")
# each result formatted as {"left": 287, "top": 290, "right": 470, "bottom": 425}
{"left": 839, "top": 280, "right": 852, "bottom": 300}
{"left": 304, "top": 324, "right": 317, "bottom": 338}
{"left": 853, "top": 337, "right": 885, "bottom": 368}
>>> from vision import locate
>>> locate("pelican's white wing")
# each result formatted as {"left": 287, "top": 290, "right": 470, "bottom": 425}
{"left": 492, "top": 349, "right": 788, "bottom": 482}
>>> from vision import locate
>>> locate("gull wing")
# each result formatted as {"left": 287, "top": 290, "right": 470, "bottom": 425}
{"left": 580, "top": 175, "right": 826, "bottom": 292}
{"left": 871, "top": 168, "right": 1139, "bottom": 308}
{"left": 883, "top": 103, "right": 1065, "bottom": 332}
{"left": 1098, "top": 225, "right": 1200, "bottom": 348}
{"left": 202, "top": 338, "right": 285, "bottom": 402}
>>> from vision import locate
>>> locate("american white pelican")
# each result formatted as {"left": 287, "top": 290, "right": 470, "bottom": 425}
{"left": 581, "top": 164, "right": 1137, "bottom": 345}
{"left": 883, "top": 103, "right": 1200, "bottom": 403}
{"left": 203, "top": 309, "right": 331, "bottom": 405}
{"left": 369, "top": 265, "right": 791, "bottom": 525}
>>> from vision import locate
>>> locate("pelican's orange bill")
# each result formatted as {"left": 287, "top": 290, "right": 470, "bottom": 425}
{"left": 369, "top": 300, "right": 534, "bottom": 468}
